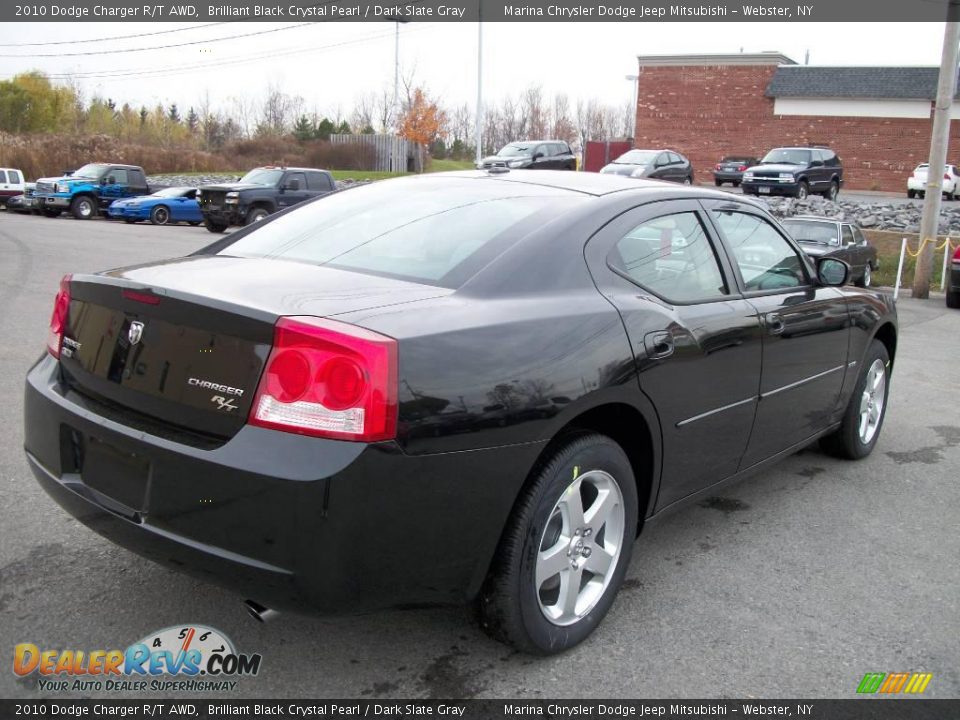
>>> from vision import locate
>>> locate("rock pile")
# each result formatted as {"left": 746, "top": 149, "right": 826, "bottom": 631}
{"left": 759, "top": 195, "right": 960, "bottom": 235}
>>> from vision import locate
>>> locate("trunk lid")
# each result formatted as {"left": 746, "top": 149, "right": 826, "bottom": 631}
{"left": 61, "top": 256, "right": 450, "bottom": 439}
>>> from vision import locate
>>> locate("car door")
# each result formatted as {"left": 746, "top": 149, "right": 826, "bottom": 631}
{"left": 668, "top": 152, "right": 685, "bottom": 182}
{"left": 851, "top": 226, "right": 874, "bottom": 268}
{"left": 100, "top": 167, "right": 129, "bottom": 203}
{"left": 277, "top": 172, "right": 309, "bottom": 209}
{"left": 584, "top": 199, "right": 763, "bottom": 509}
{"left": 305, "top": 171, "right": 334, "bottom": 199}
{"left": 704, "top": 200, "right": 850, "bottom": 467}
{"left": 128, "top": 169, "right": 149, "bottom": 197}
{"left": 840, "top": 224, "right": 861, "bottom": 273}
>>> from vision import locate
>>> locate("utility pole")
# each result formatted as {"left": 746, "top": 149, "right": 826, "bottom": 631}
{"left": 474, "top": 9, "right": 484, "bottom": 167}
{"left": 914, "top": 16, "right": 960, "bottom": 298}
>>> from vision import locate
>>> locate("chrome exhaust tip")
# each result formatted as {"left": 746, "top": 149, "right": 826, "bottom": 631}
{"left": 244, "top": 599, "right": 279, "bottom": 623}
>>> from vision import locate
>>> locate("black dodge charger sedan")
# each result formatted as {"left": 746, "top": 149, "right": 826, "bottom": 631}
{"left": 24, "top": 171, "right": 897, "bottom": 654}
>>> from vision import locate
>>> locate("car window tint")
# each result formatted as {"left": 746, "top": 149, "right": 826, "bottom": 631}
{"left": 668, "top": 152, "right": 681, "bottom": 164}
{"left": 853, "top": 227, "right": 868, "bottom": 246}
{"left": 285, "top": 172, "right": 307, "bottom": 189}
{"left": 8, "top": 170, "right": 20, "bottom": 183}
{"left": 109, "top": 168, "right": 129, "bottom": 184}
{"left": 711, "top": 210, "right": 807, "bottom": 291}
{"left": 222, "top": 178, "right": 585, "bottom": 288}
{"left": 130, "top": 170, "right": 145, "bottom": 186}
{"left": 184, "top": 189, "right": 197, "bottom": 199}
{"left": 306, "top": 172, "right": 332, "bottom": 191}
{"left": 0, "top": 171, "right": 6, "bottom": 183}
{"left": 611, "top": 212, "right": 728, "bottom": 302}
{"left": 841, "top": 226, "right": 855, "bottom": 245}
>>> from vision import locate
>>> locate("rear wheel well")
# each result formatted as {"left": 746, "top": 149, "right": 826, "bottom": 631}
{"left": 538, "top": 404, "right": 655, "bottom": 530}
{"left": 873, "top": 322, "right": 897, "bottom": 369}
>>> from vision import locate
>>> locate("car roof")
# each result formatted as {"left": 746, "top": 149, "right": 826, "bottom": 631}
{"left": 433, "top": 169, "right": 746, "bottom": 199}
{"left": 259, "top": 166, "right": 329, "bottom": 172}
{"left": 786, "top": 216, "right": 844, "bottom": 224}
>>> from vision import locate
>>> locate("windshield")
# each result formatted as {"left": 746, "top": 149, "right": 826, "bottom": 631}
{"left": 496, "top": 144, "right": 532, "bottom": 157}
{"left": 240, "top": 168, "right": 284, "bottom": 185}
{"left": 71, "top": 163, "right": 109, "bottom": 179}
{"left": 613, "top": 150, "right": 657, "bottom": 165}
{"left": 761, "top": 149, "right": 811, "bottom": 165}
{"left": 152, "top": 187, "right": 192, "bottom": 198}
{"left": 782, "top": 220, "right": 840, "bottom": 246}
{"left": 219, "top": 178, "right": 585, "bottom": 288}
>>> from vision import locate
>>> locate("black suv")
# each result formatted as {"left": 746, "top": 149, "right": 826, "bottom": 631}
{"left": 479, "top": 141, "right": 576, "bottom": 170}
{"left": 198, "top": 166, "right": 335, "bottom": 232}
{"left": 742, "top": 147, "right": 843, "bottom": 200}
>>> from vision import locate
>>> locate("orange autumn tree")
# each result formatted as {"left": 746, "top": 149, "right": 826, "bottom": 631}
{"left": 399, "top": 88, "right": 448, "bottom": 161}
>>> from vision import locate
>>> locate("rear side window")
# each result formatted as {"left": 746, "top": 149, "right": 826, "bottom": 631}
{"left": 0, "top": 171, "right": 7, "bottom": 183}
{"left": 841, "top": 226, "right": 855, "bottom": 245}
{"left": 610, "top": 212, "right": 728, "bottom": 302}
{"left": 668, "top": 152, "right": 682, "bottom": 164}
{"left": 129, "top": 170, "right": 146, "bottom": 186}
{"left": 220, "top": 179, "right": 585, "bottom": 288}
{"left": 8, "top": 170, "right": 20, "bottom": 183}
{"left": 306, "top": 172, "right": 333, "bottom": 191}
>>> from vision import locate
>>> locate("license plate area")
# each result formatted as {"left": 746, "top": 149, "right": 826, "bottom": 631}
{"left": 80, "top": 434, "right": 150, "bottom": 512}
{"left": 758, "top": 186, "right": 771, "bottom": 194}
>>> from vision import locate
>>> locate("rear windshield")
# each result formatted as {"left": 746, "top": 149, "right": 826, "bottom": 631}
{"left": 219, "top": 178, "right": 585, "bottom": 288}
{"left": 782, "top": 220, "right": 840, "bottom": 245}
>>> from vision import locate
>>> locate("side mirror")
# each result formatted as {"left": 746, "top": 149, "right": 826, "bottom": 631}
{"left": 817, "top": 257, "right": 850, "bottom": 286}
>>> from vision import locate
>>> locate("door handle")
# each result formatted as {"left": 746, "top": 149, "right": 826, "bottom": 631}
{"left": 643, "top": 331, "right": 675, "bottom": 359}
{"left": 765, "top": 313, "right": 785, "bottom": 335}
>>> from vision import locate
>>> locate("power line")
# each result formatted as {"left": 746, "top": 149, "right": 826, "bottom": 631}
{"left": 0, "top": 22, "right": 315, "bottom": 58}
{"left": 0, "top": 22, "right": 230, "bottom": 47}
{"left": 0, "top": 24, "right": 437, "bottom": 83}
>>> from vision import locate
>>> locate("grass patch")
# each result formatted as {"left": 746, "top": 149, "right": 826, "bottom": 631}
{"left": 865, "top": 229, "right": 956, "bottom": 289}
{"left": 428, "top": 158, "right": 476, "bottom": 172}
{"left": 162, "top": 160, "right": 474, "bottom": 183}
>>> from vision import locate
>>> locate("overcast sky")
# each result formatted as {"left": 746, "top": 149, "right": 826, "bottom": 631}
{"left": 0, "top": 22, "right": 950, "bottom": 116}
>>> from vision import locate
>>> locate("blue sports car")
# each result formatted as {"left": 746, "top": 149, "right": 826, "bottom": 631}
{"left": 107, "top": 187, "right": 202, "bottom": 225}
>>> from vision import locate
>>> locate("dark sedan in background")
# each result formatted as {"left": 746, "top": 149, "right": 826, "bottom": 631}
{"left": 599, "top": 149, "right": 694, "bottom": 184}
{"left": 713, "top": 156, "right": 759, "bottom": 187}
{"left": 25, "top": 171, "right": 896, "bottom": 655}
{"left": 478, "top": 141, "right": 576, "bottom": 171}
{"left": 781, "top": 216, "right": 879, "bottom": 288}
{"left": 948, "top": 244, "right": 960, "bottom": 308}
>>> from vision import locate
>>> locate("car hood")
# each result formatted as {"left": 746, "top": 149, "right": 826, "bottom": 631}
{"left": 200, "top": 183, "right": 268, "bottom": 192}
{"left": 797, "top": 243, "right": 839, "bottom": 257}
{"left": 600, "top": 164, "right": 643, "bottom": 177}
{"left": 749, "top": 163, "right": 802, "bottom": 174}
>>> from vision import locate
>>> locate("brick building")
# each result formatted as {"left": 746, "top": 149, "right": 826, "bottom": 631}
{"left": 633, "top": 52, "right": 960, "bottom": 192}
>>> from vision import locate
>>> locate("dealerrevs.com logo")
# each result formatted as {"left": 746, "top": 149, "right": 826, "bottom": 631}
{"left": 13, "top": 624, "right": 262, "bottom": 693}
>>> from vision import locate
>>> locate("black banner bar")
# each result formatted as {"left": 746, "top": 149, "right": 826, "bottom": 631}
{"left": 2, "top": 0, "right": 960, "bottom": 23}
{"left": 1, "top": 699, "right": 959, "bottom": 720}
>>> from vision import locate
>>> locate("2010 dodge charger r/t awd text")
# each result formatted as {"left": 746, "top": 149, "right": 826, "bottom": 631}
{"left": 24, "top": 171, "right": 897, "bottom": 654}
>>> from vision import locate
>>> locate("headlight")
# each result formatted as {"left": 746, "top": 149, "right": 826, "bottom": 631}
{"left": 743, "top": 172, "right": 754, "bottom": 180}
{"left": 56, "top": 183, "right": 69, "bottom": 193}
{"left": 507, "top": 159, "right": 526, "bottom": 168}
{"left": 778, "top": 173, "right": 794, "bottom": 179}
{"left": 630, "top": 168, "right": 647, "bottom": 178}
{"left": 225, "top": 191, "right": 239, "bottom": 204}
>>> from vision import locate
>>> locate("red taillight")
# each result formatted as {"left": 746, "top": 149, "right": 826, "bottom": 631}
{"left": 715, "top": 164, "right": 722, "bottom": 171}
{"left": 738, "top": 165, "right": 747, "bottom": 172}
{"left": 953, "top": 245, "right": 960, "bottom": 261}
{"left": 122, "top": 289, "right": 161, "bottom": 305}
{"left": 47, "top": 274, "right": 72, "bottom": 358}
{"left": 249, "top": 316, "right": 398, "bottom": 442}
{"left": 946, "top": 173, "right": 952, "bottom": 181}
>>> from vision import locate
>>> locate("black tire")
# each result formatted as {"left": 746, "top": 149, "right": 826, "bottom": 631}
{"left": 820, "top": 340, "right": 890, "bottom": 460}
{"left": 714, "top": 179, "right": 723, "bottom": 187}
{"left": 855, "top": 264, "right": 872, "bottom": 288}
{"left": 919, "top": 191, "right": 926, "bottom": 199}
{"left": 824, "top": 180, "right": 839, "bottom": 201}
{"left": 70, "top": 195, "right": 97, "bottom": 220}
{"left": 124, "top": 219, "right": 137, "bottom": 224}
{"left": 477, "top": 433, "right": 639, "bottom": 655}
{"left": 203, "top": 218, "right": 228, "bottom": 234}
{"left": 947, "top": 289, "right": 960, "bottom": 309}
{"left": 733, "top": 181, "right": 741, "bottom": 188}
{"left": 245, "top": 207, "right": 269, "bottom": 225}
{"left": 150, "top": 205, "right": 170, "bottom": 225}
{"left": 796, "top": 181, "right": 809, "bottom": 200}
{"left": 188, "top": 221, "right": 201, "bottom": 226}
{"left": 907, "top": 190, "right": 916, "bottom": 199}
{"left": 683, "top": 176, "right": 693, "bottom": 186}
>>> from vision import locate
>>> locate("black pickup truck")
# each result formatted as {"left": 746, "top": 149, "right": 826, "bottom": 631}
{"left": 198, "top": 166, "right": 336, "bottom": 232}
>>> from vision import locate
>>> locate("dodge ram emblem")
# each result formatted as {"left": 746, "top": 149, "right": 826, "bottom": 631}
{"left": 128, "top": 321, "right": 145, "bottom": 346}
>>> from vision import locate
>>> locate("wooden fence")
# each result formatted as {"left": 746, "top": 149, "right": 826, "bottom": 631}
{"left": 329, "top": 134, "right": 422, "bottom": 173}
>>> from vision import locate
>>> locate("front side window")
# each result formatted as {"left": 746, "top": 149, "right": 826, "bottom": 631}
{"left": 8, "top": 170, "right": 20, "bottom": 183}
{"left": 712, "top": 210, "right": 807, "bottom": 291}
{"left": 0, "top": 171, "right": 7, "bottom": 183}
{"left": 610, "top": 212, "right": 728, "bottom": 303}
{"left": 284, "top": 172, "right": 307, "bottom": 190}
{"left": 107, "top": 168, "right": 129, "bottom": 184}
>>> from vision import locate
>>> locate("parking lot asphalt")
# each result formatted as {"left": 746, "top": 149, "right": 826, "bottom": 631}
{"left": 1, "top": 211, "right": 958, "bottom": 700}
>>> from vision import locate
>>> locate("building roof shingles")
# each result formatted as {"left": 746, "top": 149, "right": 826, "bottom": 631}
{"left": 766, "top": 66, "right": 959, "bottom": 100}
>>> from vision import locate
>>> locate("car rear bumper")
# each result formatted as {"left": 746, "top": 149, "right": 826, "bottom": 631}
{"left": 24, "top": 355, "right": 537, "bottom": 614}
{"left": 907, "top": 177, "right": 953, "bottom": 192}
{"left": 713, "top": 171, "right": 744, "bottom": 182}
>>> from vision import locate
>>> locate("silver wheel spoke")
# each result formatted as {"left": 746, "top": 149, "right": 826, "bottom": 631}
{"left": 559, "top": 566, "right": 583, "bottom": 617}
{"left": 560, "top": 482, "right": 585, "bottom": 530}
{"left": 584, "top": 488, "right": 617, "bottom": 531}
{"left": 585, "top": 545, "right": 615, "bottom": 577}
{"left": 537, "top": 540, "right": 570, "bottom": 587}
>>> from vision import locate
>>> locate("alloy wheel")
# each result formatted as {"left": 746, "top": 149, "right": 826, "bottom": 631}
{"left": 858, "top": 359, "right": 886, "bottom": 445}
{"left": 536, "top": 469, "right": 625, "bottom": 626}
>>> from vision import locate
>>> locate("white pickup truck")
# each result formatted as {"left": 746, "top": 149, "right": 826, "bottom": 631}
{"left": 0, "top": 167, "right": 26, "bottom": 207}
